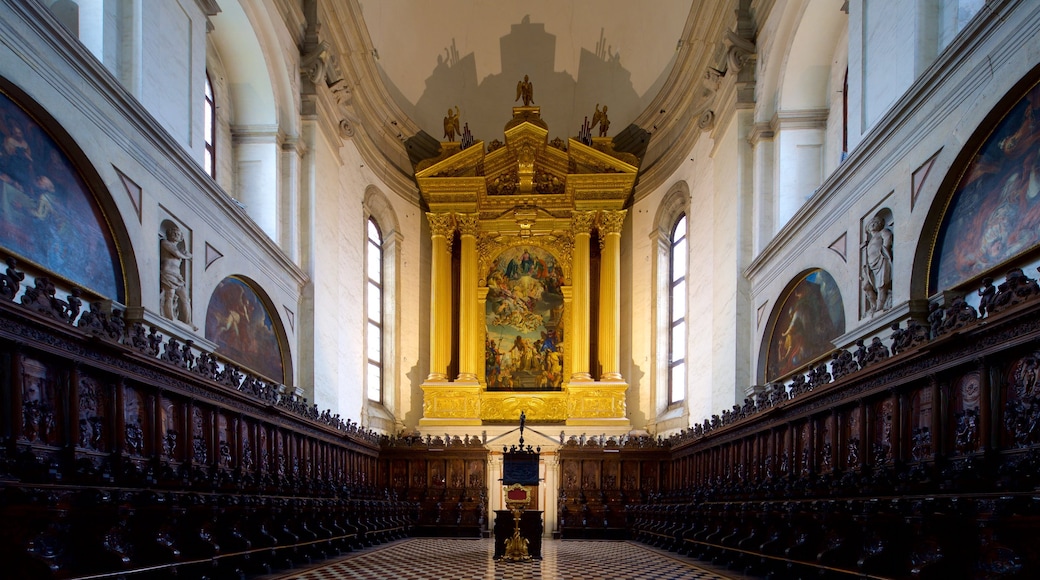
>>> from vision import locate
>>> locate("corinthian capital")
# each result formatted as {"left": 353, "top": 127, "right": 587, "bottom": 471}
{"left": 598, "top": 210, "right": 627, "bottom": 235}
{"left": 455, "top": 213, "right": 480, "bottom": 236}
{"left": 427, "top": 212, "right": 455, "bottom": 238}
{"left": 572, "top": 211, "right": 596, "bottom": 234}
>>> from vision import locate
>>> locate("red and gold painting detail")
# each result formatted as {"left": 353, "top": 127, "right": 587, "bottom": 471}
{"left": 934, "top": 80, "right": 1040, "bottom": 291}
{"left": 204, "top": 276, "right": 284, "bottom": 383}
{"left": 765, "top": 269, "right": 846, "bottom": 382}
{"left": 485, "top": 245, "right": 564, "bottom": 390}
{"left": 0, "top": 89, "right": 123, "bottom": 300}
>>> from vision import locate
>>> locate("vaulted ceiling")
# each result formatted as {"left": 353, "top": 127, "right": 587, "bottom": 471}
{"left": 358, "top": 0, "right": 693, "bottom": 145}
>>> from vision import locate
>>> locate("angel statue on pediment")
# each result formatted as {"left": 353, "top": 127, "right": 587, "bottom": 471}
{"left": 516, "top": 75, "right": 534, "bottom": 106}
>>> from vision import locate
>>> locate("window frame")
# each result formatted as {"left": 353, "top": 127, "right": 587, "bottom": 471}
{"left": 668, "top": 213, "right": 688, "bottom": 405}
{"left": 204, "top": 71, "right": 216, "bottom": 179}
{"left": 366, "top": 217, "right": 384, "bottom": 403}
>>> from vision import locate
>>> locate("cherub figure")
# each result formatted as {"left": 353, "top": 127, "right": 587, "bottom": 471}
{"left": 443, "top": 106, "right": 460, "bottom": 142}
{"left": 516, "top": 75, "right": 534, "bottom": 106}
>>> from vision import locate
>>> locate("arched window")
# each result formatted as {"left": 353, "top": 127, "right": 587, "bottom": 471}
{"left": 366, "top": 217, "right": 383, "bottom": 402}
{"left": 668, "top": 214, "right": 687, "bottom": 405}
{"left": 204, "top": 72, "right": 216, "bottom": 178}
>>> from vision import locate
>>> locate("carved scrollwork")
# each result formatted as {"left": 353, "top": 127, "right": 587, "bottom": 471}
{"left": 725, "top": 30, "right": 756, "bottom": 74}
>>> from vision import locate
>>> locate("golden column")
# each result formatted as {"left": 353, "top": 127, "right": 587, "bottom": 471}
{"left": 598, "top": 210, "right": 626, "bottom": 381}
{"left": 569, "top": 211, "right": 596, "bottom": 382}
{"left": 426, "top": 212, "right": 455, "bottom": 382}
{"left": 456, "top": 213, "right": 480, "bottom": 382}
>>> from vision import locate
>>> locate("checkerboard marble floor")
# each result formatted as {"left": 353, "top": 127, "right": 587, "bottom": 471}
{"left": 265, "top": 538, "right": 735, "bottom": 580}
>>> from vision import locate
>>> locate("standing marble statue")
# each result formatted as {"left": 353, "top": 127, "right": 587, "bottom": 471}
{"left": 160, "top": 223, "right": 192, "bottom": 325}
{"left": 864, "top": 213, "right": 893, "bottom": 315}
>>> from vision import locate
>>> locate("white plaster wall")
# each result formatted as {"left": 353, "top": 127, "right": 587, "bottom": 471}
{"left": 622, "top": 189, "right": 656, "bottom": 428}
{"left": 849, "top": 0, "right": 915, "bottom": 148}
{"left": 0, "top": 1, "right": 305, "bottom": 389}
{"left": 683, "top": 137, "right": 717, "bottom": 423}
{"left": 234, "top": 137, "right": 280, "bottom": 240}
{"left": 775, "top": 126, "right": 824, "bottom": 228}
{"left": 139, "top": 0, "right": 200, "bottom": 151}
{"left": 710, "top": 121, "right": 745, "bottom": 411}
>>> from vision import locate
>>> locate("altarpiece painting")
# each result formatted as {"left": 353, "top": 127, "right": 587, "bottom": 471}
{"left": 485, "top": 245, "right": 564, "bottom": 390}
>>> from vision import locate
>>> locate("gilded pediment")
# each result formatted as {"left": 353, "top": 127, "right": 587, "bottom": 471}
{"left": 417, "top": 105, "right": 641, "bottom": 219}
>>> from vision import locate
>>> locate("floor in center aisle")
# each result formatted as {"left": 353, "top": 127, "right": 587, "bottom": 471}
{"left": 263, "top": 538, "right": 740, "bottom": 580}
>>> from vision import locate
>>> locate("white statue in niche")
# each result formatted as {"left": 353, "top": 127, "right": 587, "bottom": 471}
{"left": 863, "top": 213, "right": 893, "bottom": 315}
{"left": 160, "top": 222, "right": 193, "bottom": 326}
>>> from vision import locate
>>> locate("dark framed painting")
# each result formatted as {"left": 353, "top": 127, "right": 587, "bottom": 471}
{"left": 764, "top": 269, "right": 845, "bottom": 382}
{"left": 933, "top": 79, "right": 1040, "bottom": 292}
{"left": 485, "top": 245, "right": 564, "bottom": 390}
{"left": 0, "top": 87, "right": 123, "bottom": 301}
{"left": 205, "top": 276, "right": 284, "bottom": 383}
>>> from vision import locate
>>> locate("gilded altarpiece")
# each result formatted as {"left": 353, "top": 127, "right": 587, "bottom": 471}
{"left": 416, "top": 105, "right": 638, "bottom": 425}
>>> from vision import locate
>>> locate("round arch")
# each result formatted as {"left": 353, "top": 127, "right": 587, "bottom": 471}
{"left": 758, "top": 268, "right": 846, "bottom": 384}
{"left": 0, "top": 75, "right": 139, "bottom": 307}
{"left": 917, "top": 66, "right": 1040, "bottom": 299}
{"left": 204, "top": 275, "right": 293, "bottom": 387}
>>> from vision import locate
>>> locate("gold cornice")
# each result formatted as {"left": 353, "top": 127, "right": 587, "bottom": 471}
{"left": 415, "top": 141, "right": 485, "bottom": 177}
{"left": 567, "top": 138, "right": 639, "bottom": 174}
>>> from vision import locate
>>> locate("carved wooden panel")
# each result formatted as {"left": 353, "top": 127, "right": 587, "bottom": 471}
{"left": 429, "top": 458, "right": 446, "bottom": 488}
{"left": 77, "top": 373, "right": 109, "bottom": 452}
{"left": 951, "top": 371, "right": 982, "bottom": 455}
{"left": 447, "top": 458, "right": 465, "bottom": 488}
{"left": 872, "top": 397, "right": 895, "bottom": 466}
{"left": 844, "top": 406, "right": 862, "bottom": 471}
{"left": 20, "top": 356, "right": 59, "bottom": 446}
{"left": 239, "top": 417, "right": 254, "bottom": 472}
{"left": 581, "top": 460, "right": 600, "bottom": 490}
{"left": 466, "top": 458, "right": 484, "bottom": 488}
{"left": 909, "top": 385, "right": 933, "bottom": 462}
{"left": 1003, "top": 351, "right": 1040, "bottom": 448}
{"left": 122, "top": 384, "right": 147, "bottom": 457}
{"left": 622, "top": 458, "right": 639, "bottom": 491}
{"left": 603, "top": 458, "right": 619, "bottom": 490}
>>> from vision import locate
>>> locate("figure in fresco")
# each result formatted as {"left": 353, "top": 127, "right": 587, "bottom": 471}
{"left": 936, "top": 86, "right": 1040, "bottom": 289}
{"left": 160, "top": 223, "right": 193, "bottom": 325}
{"left": 443, "top": 106, "right": 460, "bottom": 142}
{"left": 516, "top": 75, "right": 534, "bottom": 106}
{"left": 767, "top": 270, "right": 844, "bottom": 382}
{"left": 863, "top": 214, "right": 893, "bottom": 315}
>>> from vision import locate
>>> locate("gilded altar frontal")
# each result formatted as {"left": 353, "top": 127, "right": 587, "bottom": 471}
{"left": 417, "top": 97, "right": 636, "bottom": 426}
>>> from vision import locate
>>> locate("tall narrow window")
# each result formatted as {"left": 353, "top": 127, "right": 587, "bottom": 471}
{"left": 367, "top": 218, "right": 384, "bottom": 402}
{"left": 204, "top": 72, "right": 216, "bottom": 178}
{"left": 668, "top": 214, "right": 687, "bottom": 405}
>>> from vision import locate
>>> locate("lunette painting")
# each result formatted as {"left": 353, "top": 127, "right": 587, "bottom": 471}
{"left": 485, "top": 245, "right": 564, "bottom": 390}
{"left": 0, "top": 89, "right": 123, "bottom": 301}
{"left": 933, "top": 80, "right": 1040, "bottom": 291}
{"left": 205, "top": 277, "right": 284, "bottom": 383}
{"left": 766, "top": 269, "right": 845, "bottom": 382}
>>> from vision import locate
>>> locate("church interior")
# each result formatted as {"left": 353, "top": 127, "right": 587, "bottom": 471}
{"left": 3, "top": 0, "right": 1040, "bottom": 578}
